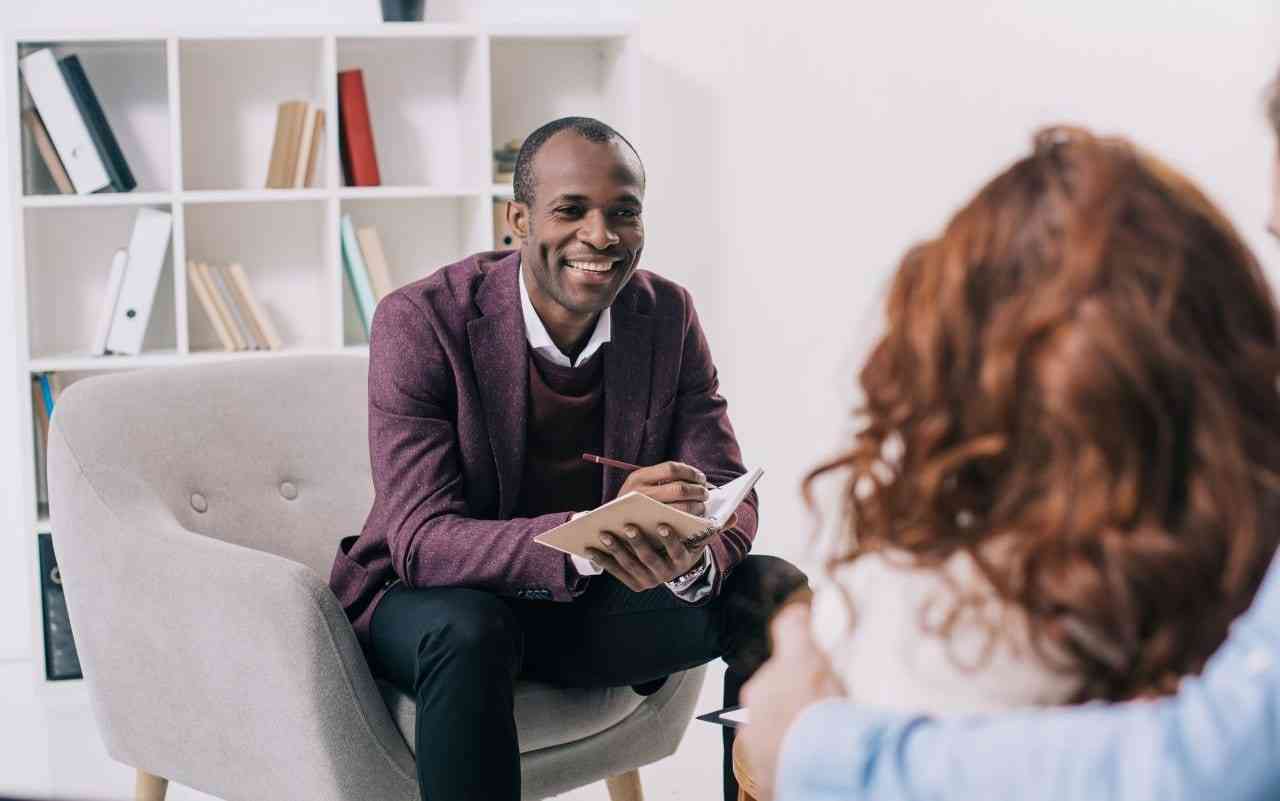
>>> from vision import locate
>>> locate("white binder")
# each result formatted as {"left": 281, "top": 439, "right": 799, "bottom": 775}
{"left": 19, "top": 48, "right": 111, "bottom": 195}
{"left": 105, "top": 208, "right": 173, "bottom": 355}
{"left": 90, "top": 248, "right": 128, "bottom": 355}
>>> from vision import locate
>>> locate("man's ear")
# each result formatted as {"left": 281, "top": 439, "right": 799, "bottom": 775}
{"left": 507, "top": 200, "right": 531, "bottom": 240}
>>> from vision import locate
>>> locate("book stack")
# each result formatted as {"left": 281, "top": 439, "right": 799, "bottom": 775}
{"left": 30, "top": 372, "right": 64, "bottom": 513}
{"left": 337, "top": 70, "right": 381, "bottom": 187}
{"left": 340, "top": 215, "right": 396, "bottom": 336}
{"left": 19, "top": 48, "right": 137, "bottom": 195}
{"left": 91, "top": 207, "right": 174, "bottom": 356}
{"left": 493, "top": 138, "right": 521, "bottom": 185}
{"left": 187, "top": 262, "right": 284, "bottom": 352}
{"left": 265, "top": 101, "right": 325, "bottom": 189}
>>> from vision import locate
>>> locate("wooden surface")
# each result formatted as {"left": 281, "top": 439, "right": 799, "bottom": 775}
{"left": 134, "top": 769, "right": 168, "bottom": 801}
{"left": 605, "top": 768, "right": 643, "bottom": 801}
{"left": 733, "top": 737, "right": 762, "bottom": 801}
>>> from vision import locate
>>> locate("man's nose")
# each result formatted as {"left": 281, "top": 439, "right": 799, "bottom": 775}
{"left": 579, "top": 210, "right": 620, "bottom": 248}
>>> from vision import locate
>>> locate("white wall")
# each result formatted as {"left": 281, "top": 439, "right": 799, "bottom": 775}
{"left": 3, "top": 0, "right": 1278, "bottom": 658}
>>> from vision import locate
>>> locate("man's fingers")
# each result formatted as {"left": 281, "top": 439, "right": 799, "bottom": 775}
{"left": 620, "top": 524, "right": 673, "bottom": 576}
{"left": 633, "top": 461, "right": 707, "bottom": 488}
{"left": 584, "top": 547, "right": 642, "bottom": 592}
{"left": 598, "top": 532, "right": 661, "bottom": 586}
{"left": 652, "top": 523, "right": 695, "bottom": 564}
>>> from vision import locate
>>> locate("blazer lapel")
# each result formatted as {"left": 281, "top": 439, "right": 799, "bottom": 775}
{"left": 602, "top": 299, "right": 654, "bottom": 501}
{"left": 467, "top": 254, "right": 528, "bottom": 518}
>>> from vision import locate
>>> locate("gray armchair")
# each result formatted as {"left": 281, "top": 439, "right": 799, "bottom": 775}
{"left": 46, "top": 354, "right": 705, "bottom": 801}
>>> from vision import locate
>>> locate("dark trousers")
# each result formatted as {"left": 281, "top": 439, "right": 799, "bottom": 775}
{"left": 368, "top": 554, "right": 807, "bottom": 801}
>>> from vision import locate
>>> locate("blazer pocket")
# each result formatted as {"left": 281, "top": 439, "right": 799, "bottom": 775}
{"left": 332, "top": 535, "right": 371, "bottom": 608}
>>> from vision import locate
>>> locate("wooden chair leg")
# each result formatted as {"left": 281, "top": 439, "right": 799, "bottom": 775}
{"left": 135, "top": 769, "right": 168, "bottom": 801}
{"left": 605, "top": 768, "right": 643, "bottom": 801}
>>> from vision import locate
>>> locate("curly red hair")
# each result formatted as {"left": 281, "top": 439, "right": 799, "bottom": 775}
{"left": 808, "top": 126, "right": 1280, "bottom": 701}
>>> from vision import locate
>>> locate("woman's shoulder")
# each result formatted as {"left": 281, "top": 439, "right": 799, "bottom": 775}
{"left": 811, "top": 548, "right": 1082, "bottom": 714}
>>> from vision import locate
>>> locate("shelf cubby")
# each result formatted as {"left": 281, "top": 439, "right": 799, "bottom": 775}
{"left": 179, "top": 37, "right": 328, "bottom": 191}
{"left": 183, "top": 199, "right": 333, "bottom": 351}
{"left": 17, "top": 38, "right": 172, "bottom": 196}
{"left": 336, "top": 34, "right": 488, "bottom": 188}
{"left": 23, "top": 203, "right": 178, "bottom": 360}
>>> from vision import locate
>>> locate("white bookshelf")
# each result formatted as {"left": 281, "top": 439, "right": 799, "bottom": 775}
{"left": 7, "top": 23, "right": 628, "bottom": 682}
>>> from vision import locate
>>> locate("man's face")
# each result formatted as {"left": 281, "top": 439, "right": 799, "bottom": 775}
{"left": 511, "top": 131, "right": 645, "bottom": 316}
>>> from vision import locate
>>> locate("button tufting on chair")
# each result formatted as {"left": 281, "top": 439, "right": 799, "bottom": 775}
{"left": 190, "top": 493, "right": 208, "bottom": 513}
{"left": 280, "top": 481, "right": 299, "bottom": 500}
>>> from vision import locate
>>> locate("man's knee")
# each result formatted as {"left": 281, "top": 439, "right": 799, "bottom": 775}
{"left": 415, "top": 592, "right": 522, "bottom": 679}
{"left": 719, "top": 554, "right": 809, "bottom": 676}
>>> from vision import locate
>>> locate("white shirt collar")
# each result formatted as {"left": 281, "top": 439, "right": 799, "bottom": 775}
{"left": 518, "top": 265, "right": 612, "bottom": 368}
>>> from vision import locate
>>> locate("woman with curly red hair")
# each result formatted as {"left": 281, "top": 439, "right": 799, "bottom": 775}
{"left": 807, "top": 125, "right": 1280, "bottom": 710}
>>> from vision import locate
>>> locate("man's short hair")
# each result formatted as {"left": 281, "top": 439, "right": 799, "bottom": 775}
{"left": 512, "top": 116, "right": 644, "bottom": 205}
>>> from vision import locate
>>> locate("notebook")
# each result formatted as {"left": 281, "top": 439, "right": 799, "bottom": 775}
{"left": 534, "top": 467, "right": 763, "bottom": 560}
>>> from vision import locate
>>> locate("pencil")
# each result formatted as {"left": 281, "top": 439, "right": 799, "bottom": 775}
{"left": 581, "top": 453, "right": 714, "bottom": 488}
{"left": 581, "top": 453, "right": 643, "bottom": 472}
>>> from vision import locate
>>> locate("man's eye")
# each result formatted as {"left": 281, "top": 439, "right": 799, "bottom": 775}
{"left": 555, "top": 206, "right": 583, "bottom": 217}
{"left": 613, "top": 208, "right": 640, "bottom": 218}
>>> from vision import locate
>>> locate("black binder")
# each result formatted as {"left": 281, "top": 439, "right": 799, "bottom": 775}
{"left": 38, "top": 533, "right": 82, "bottom": 680}
{"left": 57, "top": 54, "right": 137, "bottom": 193}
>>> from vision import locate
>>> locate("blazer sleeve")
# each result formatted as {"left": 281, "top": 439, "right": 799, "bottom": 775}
{"left": 666, "top": 290, "right": 757, "bottom": 596}
{"left": 367, "top": 293, "right": 586, "bottom": 601}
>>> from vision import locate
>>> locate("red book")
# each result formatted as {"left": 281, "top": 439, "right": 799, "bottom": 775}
{"left": 337, "top": 69, "right": 381, "bottom": 186}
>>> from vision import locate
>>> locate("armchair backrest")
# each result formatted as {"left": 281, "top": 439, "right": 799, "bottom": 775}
{"left": 48, "top": 354, "right": 373, "bottom": 577}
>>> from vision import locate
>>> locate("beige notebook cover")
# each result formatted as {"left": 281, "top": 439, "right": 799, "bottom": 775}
{"left": 535, "top": 467, "right": 763, "bottom": 560}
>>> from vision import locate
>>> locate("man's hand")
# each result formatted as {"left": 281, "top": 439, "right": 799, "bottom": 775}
{"left": 618, "top": 461, "right": 709, "bottom": 516}
{"left": 584, "top": 523, "right": 708, "bottom": 591}
{"left": 739, "top": 603, "right": 845, "bottom": 800}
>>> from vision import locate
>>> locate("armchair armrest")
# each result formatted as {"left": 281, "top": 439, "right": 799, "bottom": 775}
{"left": 47, "top": 421, "right": 418, "bottom": 801}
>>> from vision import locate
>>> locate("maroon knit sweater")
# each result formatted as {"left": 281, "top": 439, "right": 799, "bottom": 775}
{"left": 513, "top": 346, "right": 605, "bottom": 518}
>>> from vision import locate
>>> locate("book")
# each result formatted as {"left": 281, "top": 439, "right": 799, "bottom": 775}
{"left": 293, "top": 105, "right": 319, "bottom": 188}
{"left": 304, "top": 109, "right": 326, "bottom": 188}
{"left": 58, "top": 54, "right": 137, "bottom": 193}
{"left": 38, "top": 533, "right": 83, "bottom": 681}
{"left": 266, "top": 100, "right": 308, "bottom": 189}
{"left": 208, "top": 263, "right": 258, "bottom": 349}
{"left": 19, "top": 48, "right": 111, "bottom": 194}
{"left": 31, "top": 377, "right": 49, "bottom": 507}
{"left": 227, "top": 263, "right": 284, "bottom": 350}
{"left": 197, "top": 263, "right": 246, "bottom": 350}
{"left": 356, "top": 225, "right": 394, "bottom": 300}
{"left": 21, "top": 108, "right": 73, "bottom": 194}
{"left": 220, "top": 263, "right": 270, "bottom": 349}
{"left": 91, "top": 248, "right": 128, "bottom": 355}
{"left": 534, "top": 467, "right": 764, "bottom": 561}
{"left": 188, "top": 261, "right": 236, "bottom": 352}
{"left": 105, "top": 208, "right": 172, "bottom": 355}
{"left": 337, "top": 70, "right": 381, "bottom": 186}
{"left": 340, "top": 214, "right": 378, "bottom": 334}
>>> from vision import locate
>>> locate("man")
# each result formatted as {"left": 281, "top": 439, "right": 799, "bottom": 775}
{"left": 329, "top": 116, "right": 805, "bottom": 801}
{"left": 738, "top": 79, "right": 1280, "bottom": 801}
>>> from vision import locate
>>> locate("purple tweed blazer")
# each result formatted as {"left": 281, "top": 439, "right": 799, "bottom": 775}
{"left": 329, "top": 250, "right": 758, "bottom": 648}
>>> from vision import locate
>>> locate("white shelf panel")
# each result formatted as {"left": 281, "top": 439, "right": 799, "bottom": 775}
{"left": 491, "top": 183, "right": 514, "bottom": 197}
{"left": 337, "top": 186, "right": 485, "bottom": 200}
{"left": 28, "top": 346, "right": 369, "bottom": 372}
{"left": 35, "top": 515, "right": 50, "bottom": 534}
{"left": 21, "top": 192, "right": 174, "bottom": 208}
{"left": 485, "top": 24, "right": 630, "bottom": 40}
{"left": 28, "top": 349, "right": 184, "bottom": 372}
{"left": 181, "top": 189, "right": 329, "bottom": 204}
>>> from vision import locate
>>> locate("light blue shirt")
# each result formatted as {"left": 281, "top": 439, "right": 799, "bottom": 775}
{"left": 778, "top": 549, "right": 1280, "bottom": 801}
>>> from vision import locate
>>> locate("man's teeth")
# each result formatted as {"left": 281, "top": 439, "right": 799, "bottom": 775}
{"left": 566, "top": 260, "right": 616, "bottom": 273}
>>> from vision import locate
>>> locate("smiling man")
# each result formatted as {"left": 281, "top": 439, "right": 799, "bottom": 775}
{"left": 329, "top": 117, "right": 806, "bottom": 801}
